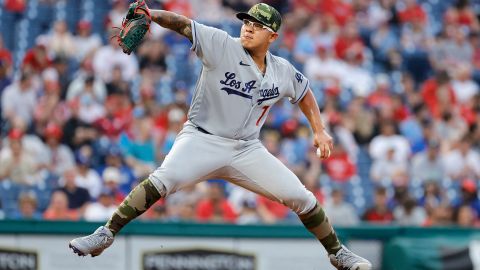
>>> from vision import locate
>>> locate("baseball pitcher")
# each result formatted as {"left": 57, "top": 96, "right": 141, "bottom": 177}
{"left": 69, "top": 1, "right": 371, "bottom": 269}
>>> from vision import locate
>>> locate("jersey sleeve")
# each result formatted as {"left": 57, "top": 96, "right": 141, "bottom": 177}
{"left": 286, "top": 64, "right": 310, "bottom": 104}
{"left": 190, "top": 20, "right": 230, "bottom": 69}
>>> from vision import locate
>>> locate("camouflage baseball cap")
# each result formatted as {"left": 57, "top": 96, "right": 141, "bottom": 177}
{"left": 236, "top": 3, "right": 282, "bottom": 32}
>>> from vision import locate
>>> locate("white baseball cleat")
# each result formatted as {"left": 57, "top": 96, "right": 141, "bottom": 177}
{"left": 329, "top": 245, "right": 372, "bottom": 270}
{"left": 69, "top": 226, "right": 114, "bottom": 257}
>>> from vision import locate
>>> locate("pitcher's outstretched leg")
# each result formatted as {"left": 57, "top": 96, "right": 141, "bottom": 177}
{"left": 299, "top": 202, "right": 372, "bottom": 270}
{"left": 69, "top": 179, "right": 164, "bottom": 257}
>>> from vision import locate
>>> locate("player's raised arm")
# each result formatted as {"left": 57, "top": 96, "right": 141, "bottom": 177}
{"left": 150, "top": 10, "right": 193, "bottom": 42}
{"left": 298, "top": 89, "right": 333, "bottom": 160}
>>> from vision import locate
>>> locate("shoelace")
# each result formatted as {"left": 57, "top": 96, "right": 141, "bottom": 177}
{"left": 84, "top": 232, "right": 111, "bottom": 248}
{"left": 336, "top": 248, "right": 363, "bottom": 267}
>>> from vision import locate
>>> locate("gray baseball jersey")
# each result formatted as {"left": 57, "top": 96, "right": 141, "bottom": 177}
{"left": 187, "top": 21, "right": 309, "bottom": 140}
{"left": 149, "top": 20, "right": 316, "bottom": 216}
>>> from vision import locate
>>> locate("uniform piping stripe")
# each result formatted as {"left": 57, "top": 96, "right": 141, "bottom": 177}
{"left": 191, "top": 21, "right": 198, "bottom": 51}
{"left": 293, "top": 80, "right": 309, "bottom": 104}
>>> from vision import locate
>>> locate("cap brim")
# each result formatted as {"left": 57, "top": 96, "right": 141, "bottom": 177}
{"left": 236, "top": 12, "right": 262, "bottom": 24}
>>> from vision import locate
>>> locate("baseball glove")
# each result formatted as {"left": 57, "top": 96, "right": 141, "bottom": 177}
{"left": 117, "top": 0, "right": 151, "bottom": 55}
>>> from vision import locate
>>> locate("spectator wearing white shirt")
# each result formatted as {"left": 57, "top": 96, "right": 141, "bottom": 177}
{"left": 74, "top": 147, "right": 102, "bottom": 199}
{"left": 93, "top": 32, "right": 139, "bottom": 83}
{"left": 102, "top": 167, "right": 127, "bottom": 205}
{"left": 42, "top": 123, "right": 75, "bottom": 177}
{"left": 324, "top": 189, "right": 359, "bottom": 226}
{"left": 393, "top": 197, "right": 427, "bottom": 226}
{"left": 436, "top": 25, "right": 473, "bottom": 70}
{"left": 443, "top": 135, "right": 480, "bottom": 180}
{"left": 73, "top": 20, "right": 102, "bottom": 62}
{"left": 0, "top": 129, "right": 40, "bottom": 186}
{"left": 3, "top": 116, "right": 48, "bottom": 166}
{"left": 191, "top": 0, "right": 227, "bottom": 24}
{"left": 371, "top": 147, "right": 408, "bottom": 183}
{"left": 342, "top": 57, "right": 375, "bottom": 97}
{"left": 66, "top": 74, "right": 107, "bottom": 103}
{"left": 83, "top": 188, "right": 118, "bottom": 221}
{"left": 304, "top": 45, "right": 347, "bottom": 91}
{"left": 356, "top": 0, "right": 392, "bottom": 31}
{"left": 108, "top": 0, "right": 129, "bottom": 29}
{"left": 42, "top": 20, "right": 76, "bottom": 59}
{"left": 434, "top": 110, "right": 468, "bottom": 149}
{"left": 1, "top": 72, "right": 37, "bottom": 125}
{"left": 369, "top": 121, "right": 411, "bottom": 163}
{"left": 68, "top": 75, "right": 106, "bottom": 124}
{"left": 451, "top": 63, "right": 479, "bottom": 104}
{"left": 411, "top": 140, "right": 445, "bottom": 183}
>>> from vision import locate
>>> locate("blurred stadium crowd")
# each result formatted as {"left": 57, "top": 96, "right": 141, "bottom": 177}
{"left": 0, "top": 0, "right": 479, "bottom": 227}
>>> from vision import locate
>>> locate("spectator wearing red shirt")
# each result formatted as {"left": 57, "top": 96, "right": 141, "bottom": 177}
{"left": 0, "top": 59, "right": 11, "bottom": 96}
{"left": 469, "top": 32, "right": 480, "bottom": 84}
{"left": 444, "top": 0, "right": 480, "bottom": 32}
{"left": 367, "top": 74, "right": 394, "bottom": 110}
{"left": 43, "top": 190, "right": 79, "bottom": 221}
{"left": 293, "top": 0, "right": 322, "bottom": 14}
{"left": 423, "top": 204, "right": 453, "bottom": 226}
{"left": 0, "top": 37, "right": 12, "bottom": 96}
{"left": 362, "top": 187, "right": 394, "bottom": 224}
{"left": 22, "top": 44, "right": 52, "bottom": 74}
{"left": 391, "top": 95, "right": 410, "bottom": 122}
{"left": 0, "top": 36, "right": 12, "bottom": 67}
{"left": 4, "top": 0, "right": 26, "bottom": 13}
{"left": 163, "top": 0, "right": 192, "bottom": 18}
{"left": 295, "top": 0, "right": 353, "bottom": 25}
{"left": 334, "top": 21, "right": 364, "bottom": 62}
{"left": 256, "top": 196, "right": 290, "bottom": 222}
{"left": 398, "top": 0, "right": 427, "bottom": 25}
{"left": 320, "top": 0, "right": 353, "bottom": 26}
{"left": 196, "top": 181, "right": 237, "bottom": 223}
{"left": 322, "top": 144, "right": 356, "bottom": 182}
{"left": 421, "top": 70, "right": 457, "bottom": 118}
{"left": 303, "top": 171, "right": 325, "bottom": 204}
{"left": 94, "top": 93, "right": 132, "bottom": 140}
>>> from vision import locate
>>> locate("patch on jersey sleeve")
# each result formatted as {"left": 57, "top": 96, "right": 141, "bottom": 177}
{"left": 295, "top": 72, "right": 303, "bottom": 84}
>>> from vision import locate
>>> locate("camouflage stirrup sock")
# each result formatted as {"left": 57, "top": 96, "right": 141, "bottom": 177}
{"left": 106, "top": 179, "right": 162, "bottom": 235}
{"left": 299, "top": 202, "right": 342, "bottom": 255}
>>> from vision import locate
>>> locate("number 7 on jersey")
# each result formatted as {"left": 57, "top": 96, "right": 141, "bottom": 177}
{"left": 256, "top": 106, "right": 270, "bottom": 126}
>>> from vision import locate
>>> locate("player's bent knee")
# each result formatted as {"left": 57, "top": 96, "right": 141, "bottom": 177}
{"left": 148, "top": 168, "right": 190, "bottom": 196}
{"left": 147, "top": 175, "right": 168, "bottom": 197}
{"left": 283, "top": 189, "right": 317, "bottom": 216}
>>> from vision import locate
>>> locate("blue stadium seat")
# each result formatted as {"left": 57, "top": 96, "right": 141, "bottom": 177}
{"left": 0, "top": 180, "right": 21, "bottom": 218}
{"left": 64, "top": 0, "right": 82, "bottom": 31}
